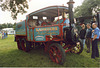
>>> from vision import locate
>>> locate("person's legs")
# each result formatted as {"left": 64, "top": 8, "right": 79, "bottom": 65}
{"left": 96, "top": 40, "right": 99, "bottom": 57}
{"left": 83, "top": 39, "right": 85, "bottom": 48}
{"left": 87, "top": 38, "right": 91, "bottom": 52}
{"left": 86, "top": 38, "right": 88, "bottom": 46}
{"left": 6, "top": 34, "right": 7, "bottom": 38}
{"left": 81, "top": 39, "right": 85, "bottom": 48}
{"left": 86, "top": 38, "right": 90, "bottom": 52}
{"left": 91, "top": 40, "right": 96, "bottom": 58}
{"left": 4, "top": 34, "right": 5, "bottom": 39}
{"left": 88, "top": 38, "right": 91, "bottom": 52}
{"left": 2, "top": 35, "right": 3, "bottom": 39}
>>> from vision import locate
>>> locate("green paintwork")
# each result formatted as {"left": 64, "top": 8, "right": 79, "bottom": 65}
{"left": 15, "top": 21, "right": 26, "bottom": 35}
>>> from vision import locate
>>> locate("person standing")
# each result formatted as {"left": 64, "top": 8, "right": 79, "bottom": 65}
{"left": 85, "top": 23, "right": 92, "bottom": 53}
{"left": 91, "top": 23, "right": 99, "bottom": 59}
{"left": 6, "top": 32, "right": 8, "bottom": 38}
{"left": 80, "top": 24, "right": 86, "bottom": 48}
{"left": 2, "top": 32, "right": 4, "bottom": 39}
{"left": 0, "top": 32, "right": 2, "bottom": 39}
{"left": 4, "top": 32, "right": 6, "bottom": 39}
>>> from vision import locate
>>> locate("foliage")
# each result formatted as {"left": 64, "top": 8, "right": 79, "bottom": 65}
{"left": 0, "top": 23, "right": 16, "bottom": 30}
{"left": 1, "top": 23, "right": 7, "bottom": 28}
{"left": 0, "top": 35, "right": 100, "bottom": 67}
{"left": 74, "top": 0, "right": 100, "bottom": 18}
{"left": 0, "top": 0, "right": 28, "bottom": 19}
{"left": 13, "top": 23, "right": 16, "bottom": 30}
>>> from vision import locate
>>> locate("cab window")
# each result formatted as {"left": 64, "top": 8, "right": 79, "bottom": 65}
{"left": 28, "top": 16, "right": 38, "bottom": 27}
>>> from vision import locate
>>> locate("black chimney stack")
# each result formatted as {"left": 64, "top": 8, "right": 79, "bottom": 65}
{"left": 67, "top": 0, "right": 75, "bottom": 28}
{"left": 97, "top": 12, "right": 100, "bottom": 28}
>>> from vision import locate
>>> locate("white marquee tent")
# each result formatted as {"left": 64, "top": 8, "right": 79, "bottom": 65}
{"left": 1, "top": 28, "right": 15, "bottom": 35}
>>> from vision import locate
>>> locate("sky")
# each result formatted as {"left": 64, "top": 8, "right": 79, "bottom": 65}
{"left": 0, "top": 0, "right": 84, "bottom": 24}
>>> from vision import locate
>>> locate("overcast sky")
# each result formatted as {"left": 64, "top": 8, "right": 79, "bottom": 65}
{"left": 0, "top": 0, "right": 84, "bottom": 24}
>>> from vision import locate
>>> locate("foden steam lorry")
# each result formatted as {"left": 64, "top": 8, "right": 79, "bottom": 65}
{"left": 15, "top": 0, "right": 83, "bottom": 64}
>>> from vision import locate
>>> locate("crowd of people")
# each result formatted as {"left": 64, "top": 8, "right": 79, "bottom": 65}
{"left": 80, "top": 22, "right": 99, "bottom": 59}
{"left": 0, "top": 31, "right": 8, "bottom": 39}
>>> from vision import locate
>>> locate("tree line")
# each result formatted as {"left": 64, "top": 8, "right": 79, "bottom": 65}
{"left": 74, "top": 0, "right": 100, "bottom": 18}
{"left": 0, "top": 23, "right": 16, "bottom": 30}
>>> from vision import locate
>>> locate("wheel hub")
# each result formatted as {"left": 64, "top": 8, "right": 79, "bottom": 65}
{"left": 53, "top": 52, "right": 56, "bottom": 56}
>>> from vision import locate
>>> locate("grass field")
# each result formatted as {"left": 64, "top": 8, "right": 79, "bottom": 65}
{"left": 0, "top": 35, "right": 100, "bottom": 67}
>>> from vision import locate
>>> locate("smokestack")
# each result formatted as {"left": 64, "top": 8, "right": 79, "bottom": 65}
{"left": 67, "top": 0, "right": 75, "bottom": 28}
{"left": 97, "top": 12, "right": 100, "bottom": 28}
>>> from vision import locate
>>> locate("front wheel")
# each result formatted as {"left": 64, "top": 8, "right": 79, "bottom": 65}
{"left": 70, "top": 41, "right": 83, "bottom": 54}
{"left": 49, "top": 43, "right": 66, "bottom": 65}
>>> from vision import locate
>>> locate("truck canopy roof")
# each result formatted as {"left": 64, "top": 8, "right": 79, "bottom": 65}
{"left": 28, "top": 6, "right": 69, "bottom": 17}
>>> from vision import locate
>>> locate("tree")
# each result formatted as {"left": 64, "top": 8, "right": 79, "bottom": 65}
{"left": 7, "top": 23, "right": 13, "bottom": 28}
{"left": 2, "top": 23, "right": 7, "bottom": 28}
{"left": 74, "top": 0, "right": 100, "bottom": 18}
{"left": 0, "top": 24, "right": 2, "bottom": 29}
{"left": 13, "top": 23, "right": 16, "bottom": 30}
{"left": 0, "top": 23, "right": 16, "bottom": 30}
{"left": 0, "top": 0, "right": 28, "bottom": 19}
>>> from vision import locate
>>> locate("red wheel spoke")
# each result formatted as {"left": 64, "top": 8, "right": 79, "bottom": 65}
{"left": 54, "top": 47, "right": 61, "bottom": 63}
{"left": 49, "top": 47, "right": 56, "bottom": 63}
{"left": 55, "top": 57, "right": 59, "bottom": 63}
{"left": 49, "top": 53, "right": 53, "bottom": 59}
{"left": 56, "top": 50, "right": 62, "bottom": 58}
{"left": 49, "top": 53, "right": 55, "bottom": 62}
{"left": 51, "top": 47, "right": 55, "bottom": 51}
{"left": 49, "top": 49, "right": 54, "bottom": 54}
{"left": 56, "top": 54, "right": 61, "bottom": 58}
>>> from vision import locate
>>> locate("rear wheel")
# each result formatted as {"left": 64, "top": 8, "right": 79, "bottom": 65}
{"left": 17, "top": 39, "right": 22, "bottom": 50}
{"left": 70, "top": 41, "right": 83, "bottom": 54}
{"left": 21, "top": 39, "right": 31, "bottom": 52}
{"left": 49, "top": 43, "right": 66, "bottom": 65}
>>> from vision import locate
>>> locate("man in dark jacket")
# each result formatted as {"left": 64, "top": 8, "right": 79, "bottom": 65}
{"left": 85, "top": 23, "right": 92, "bottom": 53}
{"left": 80, "top": 24, "right": 86, "bottom": 48}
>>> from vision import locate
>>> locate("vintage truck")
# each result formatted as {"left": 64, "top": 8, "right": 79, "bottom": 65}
{"left": 15, "top": 0, "right": 83, "bottom": 65}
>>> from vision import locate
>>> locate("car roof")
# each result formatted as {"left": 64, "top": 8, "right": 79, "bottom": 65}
{"left": 28, "top": 6, "right": 69, "bottom": 17}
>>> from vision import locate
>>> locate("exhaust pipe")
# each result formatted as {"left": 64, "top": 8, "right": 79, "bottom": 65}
{"left": 67, "top": 0, "right": 75, "bottom": 29}
{"left": 97, "top": 12, "right": 100, "bottom": 28}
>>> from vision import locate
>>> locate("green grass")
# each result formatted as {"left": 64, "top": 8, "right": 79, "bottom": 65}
{"left": 0, "top": 35, "right": 100, "bottom": 67}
